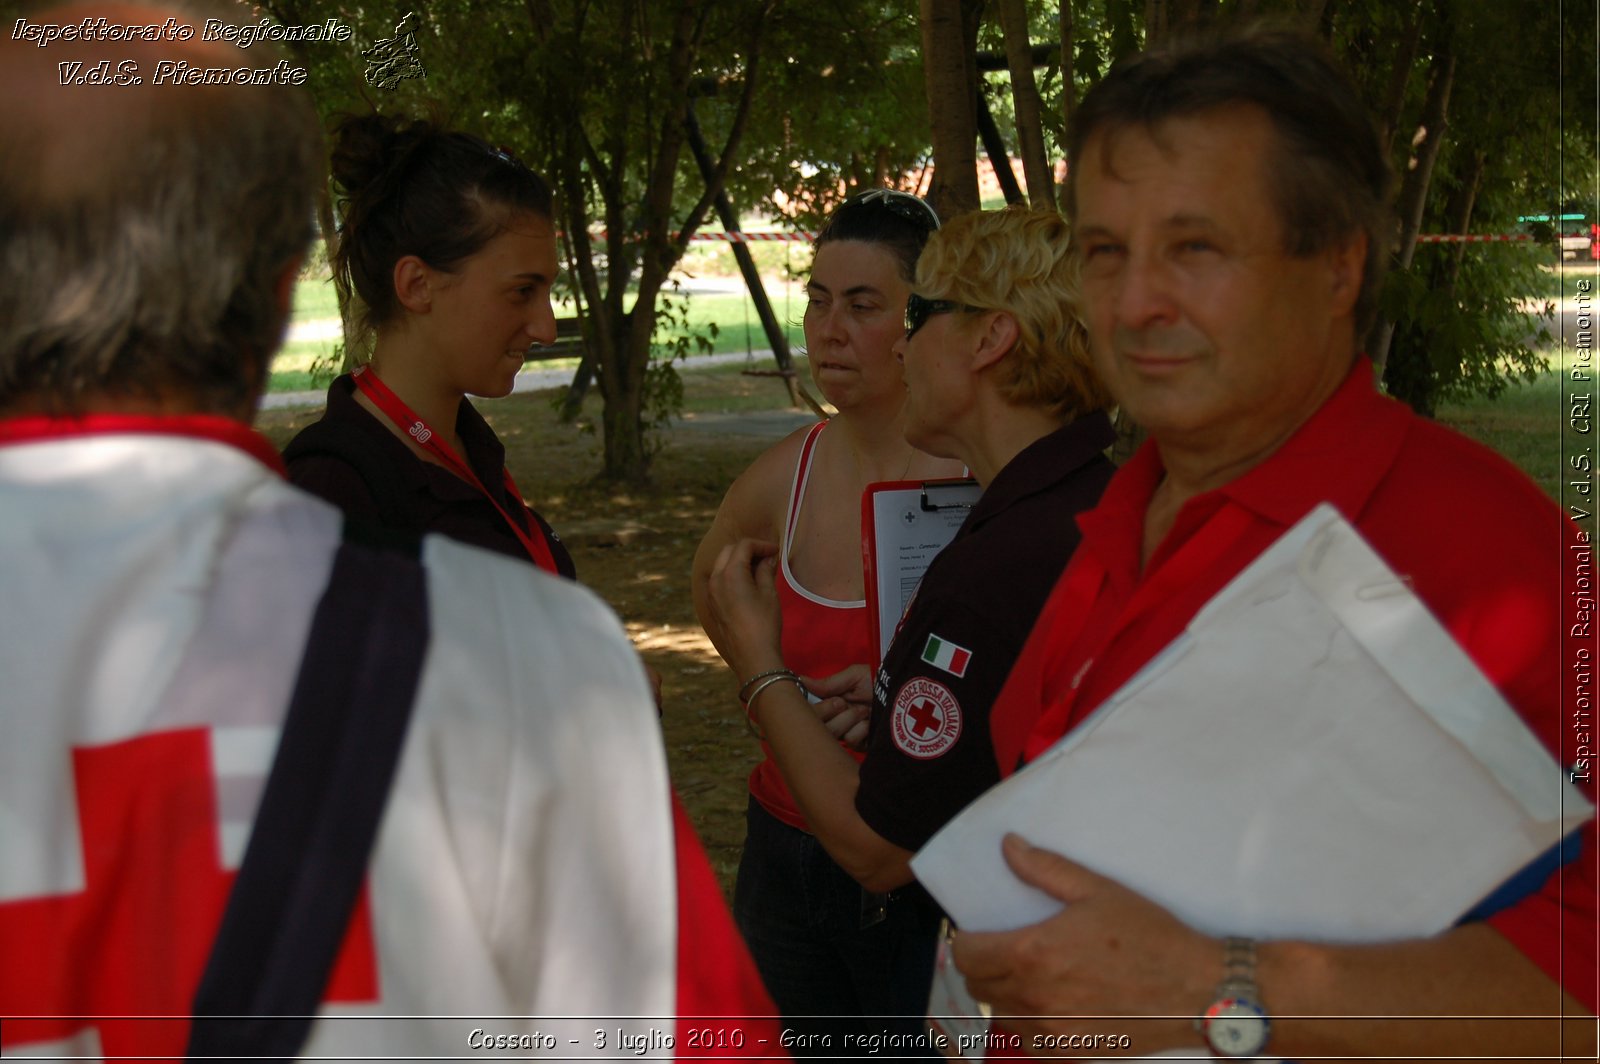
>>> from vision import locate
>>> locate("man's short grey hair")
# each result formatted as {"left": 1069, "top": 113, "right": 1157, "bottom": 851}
{"left": 0, "top": 19, "right": 323, "bottom": 413}
{"left": 1067, "top": 26, "right": 1391, "bottom": 336}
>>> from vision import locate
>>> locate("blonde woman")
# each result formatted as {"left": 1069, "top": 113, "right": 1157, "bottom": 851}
{"left": 705, "top": 206, "right": 1115, "bottom": 1035}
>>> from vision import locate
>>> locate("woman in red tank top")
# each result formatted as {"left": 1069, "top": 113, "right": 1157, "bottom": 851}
{"left": 692, "top": 191, "right": 963, "bottom": 1051}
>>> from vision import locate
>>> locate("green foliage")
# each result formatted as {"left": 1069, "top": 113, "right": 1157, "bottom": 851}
{"left": 725, "top": 4, "right": 932, "bottom": 228}
{"left": 642, "top": 285, "right": 719, "bottom": 457}
{"left": 1331, "top": 0, "right": 1597, "bottom": 414}
{"left": 1380, "top": 245, "right": 1552, "bottom": 415}
{"left": 308, "top": 341, "right": 345, "bottom": 391}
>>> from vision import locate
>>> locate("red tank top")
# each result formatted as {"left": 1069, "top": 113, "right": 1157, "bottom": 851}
{"left": 747, "top": 421, "right": 873, "bottom": 831}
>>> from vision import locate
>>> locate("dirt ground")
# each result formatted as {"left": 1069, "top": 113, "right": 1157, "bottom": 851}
{"left": 255, "top": 382, "right": 793, "bottom": 898}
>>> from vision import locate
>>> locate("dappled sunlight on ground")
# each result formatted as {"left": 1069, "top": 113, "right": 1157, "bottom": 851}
{"left": 626, "top": 621, "right": 722, "bottom": 662}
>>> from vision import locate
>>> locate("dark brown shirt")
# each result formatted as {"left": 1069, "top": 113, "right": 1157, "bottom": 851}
{"left": 285, "top": 374, "right": 575, "bottom": 578}
{"left": 855, "top": 412, "right": 1115, "bottom": 851}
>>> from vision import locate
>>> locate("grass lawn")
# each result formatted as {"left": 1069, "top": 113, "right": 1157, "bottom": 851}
{"left": 288, "top": 275, "right": 341, "bottom": 320}
{"left": 1435, "top": 347, "right": 1594, "bottom": 532}
{"left": 275, "top": 271, "right": 1591, "bottom": 528}
{"left": 274, "top": 276, "right": 807, "bottom": 394}
{"left": 1535, "top": 261, "right": 1600, "bottom": 301}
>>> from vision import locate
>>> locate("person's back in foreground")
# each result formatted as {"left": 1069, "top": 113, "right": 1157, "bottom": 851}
{"left": 0, "top": 2, "right": 779, "bottom": 1057}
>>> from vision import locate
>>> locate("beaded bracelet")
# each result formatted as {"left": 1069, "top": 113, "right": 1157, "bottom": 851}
{"left": 743, "top": 674, "right": 806, "bottom": 740}
{"left": 738, "top": 667, "right": 797, "bottom": 703}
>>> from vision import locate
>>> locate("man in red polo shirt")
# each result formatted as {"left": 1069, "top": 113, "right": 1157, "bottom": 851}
{"left": 952, "top": 29, "right": 1597, "bottom": 1060}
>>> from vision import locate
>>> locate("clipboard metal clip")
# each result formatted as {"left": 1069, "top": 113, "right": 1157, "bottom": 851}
{"left": 921, "top": 479, "right": 980, "bottom": 512}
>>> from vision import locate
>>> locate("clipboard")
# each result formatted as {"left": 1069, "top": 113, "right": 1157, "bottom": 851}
{"left": 861, "top": 478, "right": 982, "bottom": 668}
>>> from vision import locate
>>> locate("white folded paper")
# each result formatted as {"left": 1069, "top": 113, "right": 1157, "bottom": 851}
{"left": 913, "top": 504, "right": 1593, "bottom": 944}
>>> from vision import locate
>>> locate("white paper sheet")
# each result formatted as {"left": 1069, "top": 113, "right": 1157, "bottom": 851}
{"left": 863, "top": 479, "right": 983, "bottom": 664}
{"left": 912, "top": 504, "right": 1593, "bottom": 943}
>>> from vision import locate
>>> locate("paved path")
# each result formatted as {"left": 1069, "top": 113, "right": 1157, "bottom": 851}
{"left": 262, "top": 348, "right": 780, "bottom": 409}
{"left": 1523, "top": 294, "right": 1594, "bottom": 348}
{"left": 674, "top": 408, "right": 820, "bottom": 438}
{"left": 261, "top": 338, "right": 817, "bottom": 440}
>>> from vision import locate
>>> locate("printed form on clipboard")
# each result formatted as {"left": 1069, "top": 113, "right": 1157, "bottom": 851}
{"left": 862, "top": 478, "right": 983, "bottom": 668}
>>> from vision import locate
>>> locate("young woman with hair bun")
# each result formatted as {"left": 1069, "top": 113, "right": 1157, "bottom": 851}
{"left": 284, "top": 112, "right": 572, "bottom": 576}
{"left": 283, "top": 111, "right": 786, "bottom": 1044}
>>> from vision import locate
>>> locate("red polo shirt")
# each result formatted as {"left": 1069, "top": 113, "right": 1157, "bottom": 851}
{"left": 988, "top": 358, "right": 1598, "bottom": 1011}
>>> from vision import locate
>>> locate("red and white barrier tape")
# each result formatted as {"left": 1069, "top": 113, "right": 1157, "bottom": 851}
{"left": 1414, "top": 234, "right": 1534, "bottom": 243}
{"left": 690, "top": 231, "right": 817, "bottom": 242}
{"left": 586, "top": 230, "right": 816, "bottom": 243}
{"left": 585, "top": 230, "right": 1556, "bottom": 245}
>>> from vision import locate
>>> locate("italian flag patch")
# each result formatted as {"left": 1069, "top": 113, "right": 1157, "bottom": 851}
{"left": 921, "top": 634, "right": 972, "bottom": 678}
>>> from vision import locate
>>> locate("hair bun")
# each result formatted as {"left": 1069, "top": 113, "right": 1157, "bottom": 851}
{"left": 326, "top": 110, "right": 554, "bottom": 338}
{"left": 329, "top": 112, "right": 432, "bottom": 201}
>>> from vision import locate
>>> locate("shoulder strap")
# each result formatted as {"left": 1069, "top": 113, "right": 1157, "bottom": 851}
{"left": 184, "top": 522, "right": 429, "bottom": 1061}
{"left": 282, "top": 419, "right": 412, "bottom": 530}
{"left": 782, "top": 420, "right": 828, "bottom": 557}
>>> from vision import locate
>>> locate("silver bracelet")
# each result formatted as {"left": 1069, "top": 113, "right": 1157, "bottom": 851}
{"left": 738, "top": 667, "right": 797, "bottom": 703}
{"left": 743, "top": 674, "right": 805, "bottom": 740}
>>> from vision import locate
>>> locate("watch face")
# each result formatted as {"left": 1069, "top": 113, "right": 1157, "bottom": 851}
{"left": 1204, "top": 998, "right": 1270, "bottom": 1057}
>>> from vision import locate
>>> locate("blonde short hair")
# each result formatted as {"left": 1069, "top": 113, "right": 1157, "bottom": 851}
{"left": 913, "top": 206, "right": 1112, "bottom": 421}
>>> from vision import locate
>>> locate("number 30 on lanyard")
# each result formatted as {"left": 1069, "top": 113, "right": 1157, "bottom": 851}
{"left": 352, "top": 366, "right": 561, "bottom": 575}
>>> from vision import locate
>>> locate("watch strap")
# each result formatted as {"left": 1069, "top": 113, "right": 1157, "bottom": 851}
{"left": 1196, "top": 936, "right": 1271, "bottom": 1057}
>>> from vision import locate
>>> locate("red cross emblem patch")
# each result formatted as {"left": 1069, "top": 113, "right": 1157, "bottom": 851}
{"left": 0, "top": 729, "right": 380, "bottom": 1056}
{"left": 890, "top": 677, "right": 962, "bottom": 760}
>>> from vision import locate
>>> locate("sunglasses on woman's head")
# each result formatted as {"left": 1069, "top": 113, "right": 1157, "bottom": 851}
{"left": 848, "top": 188, "right": 941, "bottom": 231}
{"left": 457, "top": 132, "right": 532, "bottom": 173}
{"left": 904, "top": 292, "right": 963, "bottom": 339}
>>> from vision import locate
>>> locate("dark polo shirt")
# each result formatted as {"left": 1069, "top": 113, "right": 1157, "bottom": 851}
{"left": 855, "top": 411, "right": 1115, "bottom": 852}
{"left": 286, "top": 374, "right": 575, "bottom": 578}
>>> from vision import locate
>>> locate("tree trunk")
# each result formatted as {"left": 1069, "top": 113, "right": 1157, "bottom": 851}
{"left": 1385, "top": 147, "right": 1484, "bottom": 413}
{"left": 920, "top": 0, "right": 983, "bottom": 218}
{"left": 604, "top": 0, "right": 694, "bottom": 482}
{"left": 568, "top": 0, "right": 773, "bottom": 481}
{"left": 1144, "top": 0, "right": 1168, "bottom": 45}
{"left": 1369, "top": 24, "right": 1455, "bottom": 376}
{"left": 975, "top": 88, "right": 1026, "bottom": 205}
{"left": 999, "top": 0, "right": 1055, "bottom": 208}
{"left": 1443, "top": 150, "right": 1486, "bottom": 287}
{"left": 1377, "top": 7, "right": 1425, "bottom": 153}
{"left": 314, "top": 181, "right": 366, "bottom": 373}
{"left": 600, "top": 315, "right": 651, "bottom": 482}
{"left": 1395, "top": 56, "right": 1455, "bottom": 269}
{"left": 1059, "top": 0, "right": 1075, "bottom": 150}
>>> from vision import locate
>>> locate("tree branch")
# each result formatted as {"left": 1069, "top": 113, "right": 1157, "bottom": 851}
{"left": 1000, "top": 0, "right": 1055, "bottom": 208}
{"left": 1059, "top": 0, "right": 1076, "bottom": 146}
{"left": 675, "top": 1, "right": 779, "bottom": 260}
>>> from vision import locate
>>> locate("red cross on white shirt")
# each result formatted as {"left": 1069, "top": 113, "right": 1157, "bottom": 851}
{"left": 0, "top": 729, "right": 380, "bottom": 1056}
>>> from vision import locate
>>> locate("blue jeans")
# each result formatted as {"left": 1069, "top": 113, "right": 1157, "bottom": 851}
{"left": 733, "top": 797, "right": 942, "bottom": 1059}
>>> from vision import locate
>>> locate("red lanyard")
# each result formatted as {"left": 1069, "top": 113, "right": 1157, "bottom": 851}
{"left": 1019, "top": 503, "right": 1257, "bottom": 764}
{"left": 351, "top": 367, "right": 560, "bottom": 574}
{"left": 0, "top": 412, "right": 288, "bottom": 476}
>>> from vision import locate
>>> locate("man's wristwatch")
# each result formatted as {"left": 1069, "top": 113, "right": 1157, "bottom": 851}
{"left": 1196, "top": 936, "right": 1271, "bottom": 1057}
